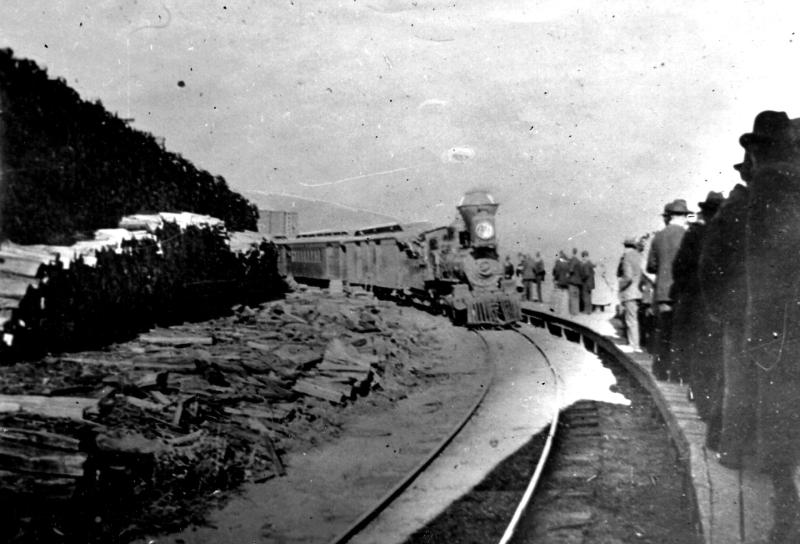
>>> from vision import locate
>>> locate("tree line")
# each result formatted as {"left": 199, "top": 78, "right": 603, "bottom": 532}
{"left": 0, "top": 48, "right": 258, "bottom": 245}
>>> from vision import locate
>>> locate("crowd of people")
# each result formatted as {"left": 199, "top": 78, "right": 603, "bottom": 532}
{"left": 505, "top": 249, "right": 597, "bottom": 316}
{"left": 615, "top": 110, "right": 800, "bottom": 543}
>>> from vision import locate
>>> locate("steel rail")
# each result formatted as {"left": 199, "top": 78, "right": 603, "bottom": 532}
{"left": 496, "top": 327, "right": 562, "bottom": 544}
{"left": 326, "top": 333, "right": 494, "bottom": 544}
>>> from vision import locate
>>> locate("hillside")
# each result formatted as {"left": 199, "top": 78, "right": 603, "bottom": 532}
{"left": 0, "top": 49, "right": 257, "bottom": 244}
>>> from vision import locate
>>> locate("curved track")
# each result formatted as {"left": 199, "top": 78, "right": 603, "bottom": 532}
{"left": 327, "top": 333, "right": 496, "bottom": 544}
{"left": 331, "top": 327, "right": 562, "bottom": 544}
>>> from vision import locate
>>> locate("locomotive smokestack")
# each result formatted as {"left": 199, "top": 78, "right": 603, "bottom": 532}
{"left": 457, "top": 190, "right": 499, "bottom": 248}
{"left": 457, "top": 190, "right": 499, "bottom": 226}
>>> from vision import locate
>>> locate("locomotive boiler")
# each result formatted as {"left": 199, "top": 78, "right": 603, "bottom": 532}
{"left": 275, "top": 190, "right": 521, "bottom": 326}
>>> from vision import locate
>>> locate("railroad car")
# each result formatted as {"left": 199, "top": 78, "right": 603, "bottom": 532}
{"left": 275, "top": 190, "right": 521, "bottom": 326}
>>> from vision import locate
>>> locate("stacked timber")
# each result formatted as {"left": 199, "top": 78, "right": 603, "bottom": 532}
{"left": 0, "top": 215, "right": 283, "bottom": 358}
{"left": 0, "top": 243, "right": 54, "bottom": 332}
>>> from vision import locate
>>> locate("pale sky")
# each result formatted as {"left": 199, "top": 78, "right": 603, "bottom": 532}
{"left": 3, "top": 1, "right": 800, "bottom": 267}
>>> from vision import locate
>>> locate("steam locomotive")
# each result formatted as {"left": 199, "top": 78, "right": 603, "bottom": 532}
{"left": 274, "top": 190, "right": 521, "bottom": 326}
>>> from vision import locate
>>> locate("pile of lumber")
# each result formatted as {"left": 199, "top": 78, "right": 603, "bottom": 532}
{"left": 0, "top": 243, "right": 56, "bottom": 332}
{"left": 295, "top": 339, "right": 376, "bottom": 403}
{"left": 0, "top": 219, "right": 284, "bottom": 358}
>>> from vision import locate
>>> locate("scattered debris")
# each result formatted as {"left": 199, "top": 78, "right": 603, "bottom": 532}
{"left": 0, "top": 286, "right": 449, "bottom": 542}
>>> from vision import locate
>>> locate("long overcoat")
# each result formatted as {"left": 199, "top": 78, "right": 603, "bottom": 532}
{"left": 743, "top": 162, "right": 800, "bottom": 469}
{"left": 672, "top": 222, "right": 721, "bottom": 422}
{"left": 697, "top": 184, "right": 751, "bottom": 457}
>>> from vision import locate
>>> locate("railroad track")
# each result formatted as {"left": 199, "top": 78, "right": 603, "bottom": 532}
{"left": 329, "top": 327, "right": 562, "bottom": 544}
{"left": 328, "top": 314, "right": 699, "bottom": 544}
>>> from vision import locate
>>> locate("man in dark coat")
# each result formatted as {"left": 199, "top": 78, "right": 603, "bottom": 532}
{"left": 700, "top": 111, "right": 800, "bottom": 542}
{"left": 671, "top": 192, "right": 724, "bottom": 429}
{"left": 566, "top": 248, "right": 582, "bottom": 315}
{"left": 532, "top": 252, "right": 545, "bottom": 302}
{"left": 579, "top": 250, "right": 595, "bottom": 314}
{"left": 737, "top": 111, "right": 800, "bottom": 542}
{"left": 647, "top": 199, "right": 691, "bottom": 380}
{"left": 520, "top": 254, "right": 536, "bottom": 301}
{"left": 503, "top": 255, "right": 515, "bottom": 280}
{"left": 698, "top": 184, "right": 750, "bottom": 458}
{"left": 551, "top": 251, "right": 570, "bottom": 314}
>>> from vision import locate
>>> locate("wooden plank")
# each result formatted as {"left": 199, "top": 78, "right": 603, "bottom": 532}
{"left": 0, "top": 443, "right": 86, "bottom": 477}
{"left": 0, "top": 394, "right": 99, "bottom": 420}
{"left": 240, "top": 359, "right": 275, "bottom": 374}
{"left": 0, "top": 309, "right": 13, "bottom": 327}
{"left": 322, "top": 339, "right": 372, "bottom": 369}
{"left": 165, "top": 429, "right": 206, "bottom": 446}
{"left": 252, "top": 331, "right": 282, "bottom": 341}
{"left": 292, "top": 379, "right": 344, "bottom": 404}
{"left": 247, "top": 418, "right": 286, "bottom": 476}
{"left": 272, "top": 345, "right": 322, "bottom": 368}
{"left": 139, "top": 334, "right": 214, "bottom": 346}
{"left": 246, "top": 341, "right": 274, "bottom": 352}
{"left": 60, "top": 356, "right": 196, "bottom": 373}
{"left": 0, "top": 256, "right": 44, "bottom": 278}
{"left": 318, "top": 369, "right": 371, "bottom": 381}
{"left": 224, "top": 406, "right": 285, "bottom": 421}
{"left": 134, "top": 372, "right": 163, "bottom": 389}
{"left": 172, "top": 398, "right": 187, "bottom": 426}
{"left": 0, "top": 428, "right": 81, "bottom": 452}
{"left": 0, "top": 274, "right": 35, "bottom": 299}
{"left": 0, "top": 244, "right": 57, "bottom": 264}
{"left": 309, "top": 377, "right": 355, "bottom": 398}
{"left": 149, "top": 391, "right": 172, "bottom": 406}
{"left": 0, "top": 297, "right": 21, "bottom": 310}
{"left": 125, "top": 396, "right": 165, "bottom": 412}
{"left": 318, "top": 362, "right": 373, "bottom": 373}
{"left": 0, "top": 469, "right": 77, "bottom": 498}
{"left": 252, "top": 377, "right": 295, "bottom": 400}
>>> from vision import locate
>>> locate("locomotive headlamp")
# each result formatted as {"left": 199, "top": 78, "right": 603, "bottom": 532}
{"left": 474, "top": 220, "right": 494, "bottom": 240}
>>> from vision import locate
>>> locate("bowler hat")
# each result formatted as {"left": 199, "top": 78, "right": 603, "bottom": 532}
{"left": 662, "top": 199, "right": 693, "bottom": 216}
{"left": 739, "top": 110, "right": 800, "bottom": 149}
{"left": 698, "top": 191, "right": 724, "bottom": 212}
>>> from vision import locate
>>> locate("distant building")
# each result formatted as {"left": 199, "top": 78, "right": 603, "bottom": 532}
{"left": 258, "top": 210, "right": 298, "bottom": 238}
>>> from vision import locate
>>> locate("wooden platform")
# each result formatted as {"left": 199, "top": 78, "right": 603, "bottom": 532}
{"left": 522, "top": 302, "right": 784, "bottom": 544}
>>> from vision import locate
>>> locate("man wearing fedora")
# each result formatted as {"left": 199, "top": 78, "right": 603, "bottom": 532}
{"left": 646, "top": 198, "right": 691, "bottom": 381}
{"left": 671, "top": 191, "right": 725, "bottom": 444}
{"left": 721, "top": 110, "right": 800, "bottom": 542}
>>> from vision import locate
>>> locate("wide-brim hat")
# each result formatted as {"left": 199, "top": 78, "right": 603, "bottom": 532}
{"left": 662, "top": 199, "right": 693, "bottom": 216}
{"left": 739, "top": 110, "right": 800, "bottom": 149}
{"left": 698, "top": 191, "right": 724, "bottom": 212}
